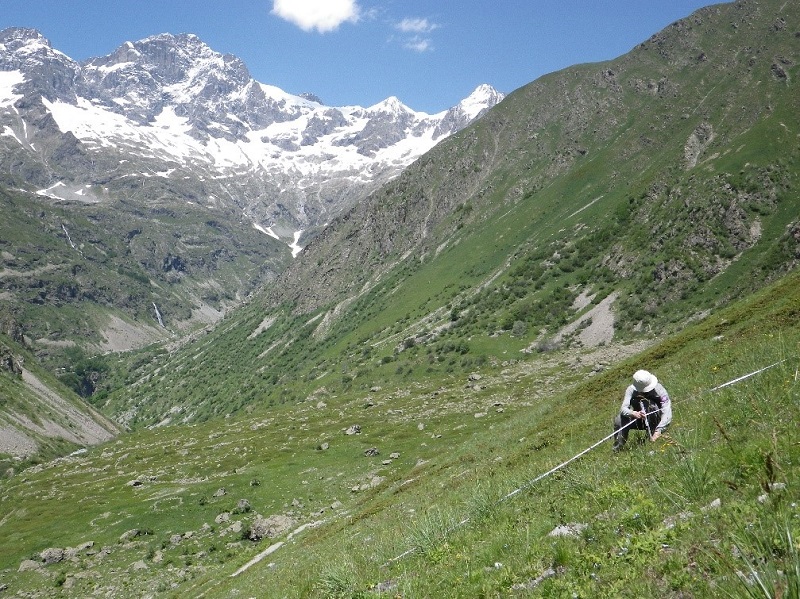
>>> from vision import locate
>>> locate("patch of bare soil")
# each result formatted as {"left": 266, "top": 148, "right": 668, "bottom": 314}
{"left": 0, "top": 368, "right": 121, "bottom": 458}
{"left": 97, "top": 315, "right": 165, "bottom": 353}
{"left": 0, "top": 425, "right": 38, "bottom": 457}
{"left": 554, "top": 292, "right": 618, "bottom": 348}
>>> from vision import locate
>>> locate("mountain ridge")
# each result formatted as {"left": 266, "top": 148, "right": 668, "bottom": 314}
{"left": 0, "top": 27, "right": 504, "bottom": 237}
{"left": 0, "top": 25, "right": 502, "bottom": 381}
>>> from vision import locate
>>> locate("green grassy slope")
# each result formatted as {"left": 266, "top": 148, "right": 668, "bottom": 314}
{"left": 99, "top": 0, "right": 799, "bottom": 429}
{"left": 0, "top": 265, "right": 796, "bottom": 598}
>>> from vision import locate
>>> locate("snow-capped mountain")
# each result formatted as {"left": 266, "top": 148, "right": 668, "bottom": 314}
{"left": 0, "top": 28, "right": 504, "bottom": 248}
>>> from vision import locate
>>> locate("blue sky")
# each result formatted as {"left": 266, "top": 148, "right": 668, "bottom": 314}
{"left": 2, "top": 0, "right": 723, "bottom": 113}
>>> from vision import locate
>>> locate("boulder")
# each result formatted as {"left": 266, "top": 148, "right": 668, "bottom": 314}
{"left": 40, "top": 547, "right": 65, "bottom": 564}
{"left": 248, "top": 515, "right": 295, "bottom": 541}
{"left": 18, "top": 559, "right": 41, "bottom": 572}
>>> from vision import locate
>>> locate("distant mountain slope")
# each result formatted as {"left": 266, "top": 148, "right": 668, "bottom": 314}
{"left": 0, "top": 28, "right": 503, "bottom": 239}
{"left": 99, "top": 0, "right": 799, "bottom": 428}
{"left": 270, "top": 0, "right": 799, "bottom": 315}
{"left": 0, "top": 335, "right": 119, "bottom": 465}
{"left": 0, "top": 27, "right": 501, "bottom": 374}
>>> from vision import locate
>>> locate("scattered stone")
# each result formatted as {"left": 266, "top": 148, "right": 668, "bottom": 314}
{"left": 237, "top": 499, "right": 252, "bottom": 513}
{"left": 372, "top": 580, "right": 398, "bottom": 593}
{"left": 65, "top": 542, "right": 93, "bottom": 560}
{"left": 370, "top": 386, "right": 382, "bottom": 392}
{"left": 228, "top": 521, "right": 243, "bottom": 535}
{"left": 18, "top": 559, "right": 41, "bottom": 572}
{"left": 344, "top": 425, "right": 361, "bottom": 435}
{"left": 331, "top": 500, "right": 343, "bottom": 510}
{"left": 213, "top": 487, "right": 227, "bottom": 497}
{"left": 351, "top": 475, "right": 385, "bottom": 492}
{"left": 169, "top": 534, "right": 183, "bottom": 545}
{"left": 316, "top": 401, "right": 327, "bottom": 409}
{"left": 317, "top": 442, "right": 330, "bottom": 451}
{"left": 663, "top": 511, "right": 693, "bottom": 530}
{"left": 469, "top": 373, "right": 482, "bottom": 381}
{"left": 119, "top": 529, "right": 141, "bottom": 543}
{"left": 249, "top": 515, "right": 296, "bottom": 541}
{"left": 364, "top": 447, "right": 380, "bottom": 457}
{"left": 417, "top": 423, "right": 425, "bottom": 431}
{"left": 511, "top": 566, "right": 563, "bottom": 590}
{"left": 382, "top": 460, "right": 392, "bottom": 465}
{"left": 390, "top": 452, "right": 400, "bottom": 459}
{"left": 131, "top": 560, "right": 148, "bottom": 571}
{"left": 127, "top": 479, "right": 143, "bottom": 487}
{"left": 39, "top": 548, "right": 62, "bottom": 565}
{"left": 702, "top": 498, "right": 721, "bottom": 512}
{"left": 215, "top": 512, "right": 231, "bottom": 524}
{"left": 547, "top": 523, "right": 587, "bottom": 538}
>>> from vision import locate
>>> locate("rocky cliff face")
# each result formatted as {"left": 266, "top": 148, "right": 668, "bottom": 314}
{"left": 0, "top": 28, "right": 503, "bottom": 246}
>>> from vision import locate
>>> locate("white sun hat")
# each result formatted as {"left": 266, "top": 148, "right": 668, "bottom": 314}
{"left": 632, "top": 370, "right": 658, "bottom": 392}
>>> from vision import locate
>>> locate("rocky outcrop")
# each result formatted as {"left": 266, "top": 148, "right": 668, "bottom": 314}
{"left": 0, "top": 27, "right": 503, "bottom": 234}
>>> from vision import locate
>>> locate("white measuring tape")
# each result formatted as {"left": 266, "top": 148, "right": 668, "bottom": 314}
{"left": 382, "top": 359, "right": 789, "bottom": 566}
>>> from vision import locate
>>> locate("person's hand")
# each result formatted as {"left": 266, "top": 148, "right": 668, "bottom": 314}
{"left": 632, "top": 410, "right": 645, "bottom": 420}
{"left": 651, "top": 430, "right": 662, "bottom": 441}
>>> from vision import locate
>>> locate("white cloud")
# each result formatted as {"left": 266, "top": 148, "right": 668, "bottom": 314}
{"left": 403, "top": 36, "right": 432, "bottom": 53}
{"left": 395, "top": 18, "right": 439, "bottom": 34}
{"left": 272, "top": 0, "right": 360, "bottom": 33}
{"left": 393, "top": 17, "right": 439, "bottom": 52}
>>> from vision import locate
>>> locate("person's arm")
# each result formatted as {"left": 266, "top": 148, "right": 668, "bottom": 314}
{"left": 652, "top": 385, "right": 672, "bottom": 439}
{"left": 621, "top": 386, "right": 640, "bottom": 417}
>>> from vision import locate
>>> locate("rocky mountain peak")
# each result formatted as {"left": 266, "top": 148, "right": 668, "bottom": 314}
{"left": 369, "top": 96, "right": 413, "bottom": 115}
{"left": 0, "top": 27, "right": 79, "bottom": 102}
{"left": 0, "top": 27, "right": 504, "bottom": 236}
{"left": 459, "top": 84, "right": 505, "bottom": 116}
{"left": 0, "top": 27, "right": 52, "bottom": 54}
{"left": 432, "top": 84, "right": 505, "bottom": 138}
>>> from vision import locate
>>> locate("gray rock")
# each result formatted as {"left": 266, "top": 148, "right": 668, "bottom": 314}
{"left": 119, "top": 529, "right": 141, "bottom": 542}
{"left": 248, "top": 515, "right": 295, "bottom": 541}
{"left": 18, "top": 559, "right": 41, "bottom": 572}
{"left": 40, "top": 547, "right": 65, "bottom": 564}
{"left": 547, "top": 523, "right": 587, "bottom": 538}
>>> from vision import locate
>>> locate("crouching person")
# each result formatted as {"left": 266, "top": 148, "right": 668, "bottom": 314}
{"left": 613, "top": 370, "right": 672, "bottom": 452}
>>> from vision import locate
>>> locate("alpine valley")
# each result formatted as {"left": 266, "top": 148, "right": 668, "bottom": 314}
{"left": 0, "top": 1, "right": 799, "bottom": 597}
{"left": 0, "top": 28, "right": 501, "bottom": 360}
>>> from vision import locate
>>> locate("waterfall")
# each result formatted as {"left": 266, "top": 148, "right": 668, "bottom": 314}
{"left": 153, "top": 302, "right": 165, "bottom": 328}
{"left": 62, "top": 224, "right": 78, "bottom": 250}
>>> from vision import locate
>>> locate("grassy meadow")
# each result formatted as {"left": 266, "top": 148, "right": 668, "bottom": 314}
{"left": 1, "top": 270, "right": 797, "bottom": 597}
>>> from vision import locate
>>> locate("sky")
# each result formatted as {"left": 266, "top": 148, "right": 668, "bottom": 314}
{"left": 1, "top": 0, "right": 724, "bottom": 114}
